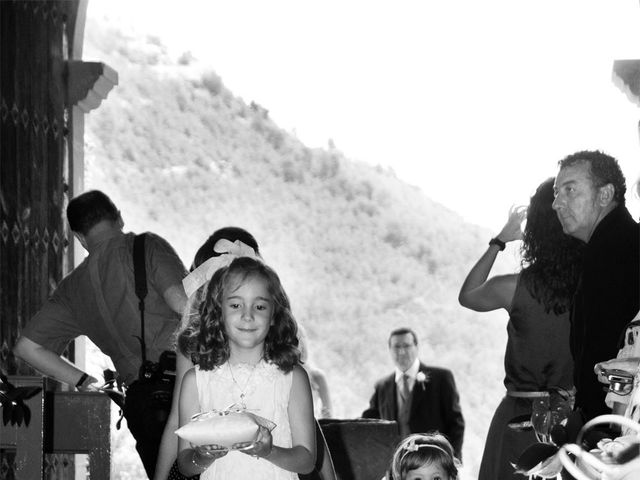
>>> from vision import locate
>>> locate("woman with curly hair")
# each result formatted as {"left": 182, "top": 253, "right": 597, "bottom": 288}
{"left": 176, "top": 256, "right": 316, "bottom": 479}
{"left": 458, "top": 177, "right": 583, "bottom": 480}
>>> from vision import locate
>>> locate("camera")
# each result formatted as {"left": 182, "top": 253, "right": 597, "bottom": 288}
{"left": 138, "top": 351, "right": 176, "bottom": 381}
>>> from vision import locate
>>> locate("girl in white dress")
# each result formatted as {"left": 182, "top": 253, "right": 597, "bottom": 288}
{"left": 175, "top": 257, "right": 316, "bottom": 479}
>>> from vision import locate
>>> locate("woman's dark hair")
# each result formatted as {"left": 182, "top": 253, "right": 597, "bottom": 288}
{"left": 191, "top": 227, "right": 260, "bottom": 271}
{"left": 66, "top": 190, "right": 119, "bottom": 235}
{"left": 520, "top": 178, "right": 583, "bottom": 314}
{"left": 178, "top": 257, "right": 299, "bottom": 372}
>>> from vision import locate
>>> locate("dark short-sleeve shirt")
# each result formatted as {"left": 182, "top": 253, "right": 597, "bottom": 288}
{"left": 22, "top": 231, "right": 187, "bottom": 385}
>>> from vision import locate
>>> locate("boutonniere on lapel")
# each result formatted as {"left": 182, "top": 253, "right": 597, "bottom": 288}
{"left": 416, "top": 371, "right": 430, "bottom": 387}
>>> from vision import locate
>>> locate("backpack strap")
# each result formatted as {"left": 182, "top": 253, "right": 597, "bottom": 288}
{"left": 133, "top": 233, "right": 148, "bottom": 368}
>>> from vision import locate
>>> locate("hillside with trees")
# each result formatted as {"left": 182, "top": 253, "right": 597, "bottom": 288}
{"left": 82, "top": 19, "right": 520, "bottom": 479}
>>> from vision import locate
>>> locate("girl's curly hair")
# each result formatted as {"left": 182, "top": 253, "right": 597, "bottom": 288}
{"left": 177, "top": 257, "right": 300, "bottom": 372}
{"left": 520, "top": 178, "right": 584, "bottom": 314}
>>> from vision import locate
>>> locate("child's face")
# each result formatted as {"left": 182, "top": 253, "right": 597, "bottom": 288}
{"left": 405, "top": 463, "right": 450, "bottom": 480}
{"left": 222, "top": 274, "right": 274, "bottom": 355}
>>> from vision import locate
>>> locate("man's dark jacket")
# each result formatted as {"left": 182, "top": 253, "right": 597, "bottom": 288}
{"left": 362, "top": 363, "right": 465, "bottom": 460}
{"left": 572, "top": 205, "right": 640, "bottom": 420}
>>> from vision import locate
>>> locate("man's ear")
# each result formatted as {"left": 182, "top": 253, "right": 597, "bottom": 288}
{"left": 73, "top": 231, "right": 88, "bottom": 250}
{"left": 598, "top": 183, "right": 615, "bottom": 207}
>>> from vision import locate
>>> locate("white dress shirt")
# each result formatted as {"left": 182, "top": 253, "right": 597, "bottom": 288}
{"left": 395, "top": 358, "right": 420, "bottom": 394}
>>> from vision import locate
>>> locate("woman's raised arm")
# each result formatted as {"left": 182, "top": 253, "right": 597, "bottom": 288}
{"left": 458, "top": 206, "right": 525, "bottom": 312}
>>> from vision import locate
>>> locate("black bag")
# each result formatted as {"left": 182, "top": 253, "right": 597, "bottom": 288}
{"left": 128, "top": 350, "right": 176, "bottom": 417}
{"left": 124, "top": 364, "right": 174, "bottom": 427}
{"left": 123, "top": 369, "right": 175, "bottom": 478}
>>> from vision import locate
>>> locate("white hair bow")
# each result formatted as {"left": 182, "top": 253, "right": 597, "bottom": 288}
{"left": 182, "top": 239, "right": 259, "bottom": 297}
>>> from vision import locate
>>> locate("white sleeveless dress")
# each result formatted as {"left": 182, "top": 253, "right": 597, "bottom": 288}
{"left": 195, "top": 360, "right": 297, "bottom": 480}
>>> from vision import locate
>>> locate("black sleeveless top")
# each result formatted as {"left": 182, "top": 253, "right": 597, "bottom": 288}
{"left": 503, "top": 276, "right": 574, "bottom": 392}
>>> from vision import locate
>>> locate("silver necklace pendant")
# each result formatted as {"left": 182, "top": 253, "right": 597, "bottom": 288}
{"left": 228, "top": 362, "right": 256, "bottom": 408}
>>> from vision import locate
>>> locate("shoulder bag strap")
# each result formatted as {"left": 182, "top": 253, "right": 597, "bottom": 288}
{"left": 133, "top": 233, "right": 148, "bottom": 368}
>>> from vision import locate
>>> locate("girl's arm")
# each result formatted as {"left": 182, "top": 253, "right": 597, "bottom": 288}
{"left": 176, "top": 367, "right": 227, "bottom": 476}
{"left": 152, "top": 350, "right": 193, "bottom": 480}
{"left": 249, "top": 365, "right": 316, "bottom": 473}
{"left": 458, "top": 206, "right": 525, "bottom": 312}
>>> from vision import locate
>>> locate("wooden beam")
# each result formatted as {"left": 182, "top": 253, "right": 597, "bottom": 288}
{"left": 612, "top": 59, "right": 640, "bottom": 108}
{"left": 66, "top": 61, "right": 118, "bottom": 113}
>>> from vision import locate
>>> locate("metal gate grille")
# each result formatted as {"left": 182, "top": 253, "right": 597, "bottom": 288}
{"left": 1, "top": 1, "right": 77, "bottom": 478}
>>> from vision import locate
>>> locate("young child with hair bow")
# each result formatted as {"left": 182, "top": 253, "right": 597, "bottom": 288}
{"left": 389, "top": 433, "right": 460, "bottom": 480}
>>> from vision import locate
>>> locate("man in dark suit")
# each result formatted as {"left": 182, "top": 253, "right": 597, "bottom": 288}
{"left": 362, "top": 327, "right": 465, "bottom": 460}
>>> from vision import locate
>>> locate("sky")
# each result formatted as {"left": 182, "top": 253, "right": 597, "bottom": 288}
{"left": 87, "top": 0, "right": 640, "bottom": 229}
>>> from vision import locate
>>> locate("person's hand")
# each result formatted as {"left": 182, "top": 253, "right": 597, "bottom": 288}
{"left": 594, "top": 358, "right": 640, "bottom": 384}
{"left": 235, "top": 426, "right": 273, "bottom": 459}
{"left": 77, "top": 374, "right": 101, "bottom": 392}
{"left": 496, "top": 205, "right": 527, "bottom": 243}
{"left": 194, "top": 443, "right": 229, "bottom": 462}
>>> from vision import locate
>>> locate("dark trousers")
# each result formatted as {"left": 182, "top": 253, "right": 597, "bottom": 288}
{"left": 123, "top": 377, "right": 175, "bottom": 479}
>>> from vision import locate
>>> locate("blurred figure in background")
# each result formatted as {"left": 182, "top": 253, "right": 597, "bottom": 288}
{"left": 459, "top": 178, "right": 583, "bottom": 480}
{"left": 362, "top": 327, "right": 464, "bottom": 461}
{"left": 298, "top": 325, "right": 333, "bottom": 419}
